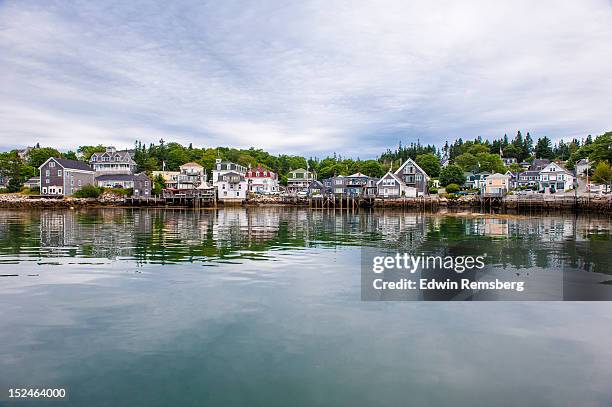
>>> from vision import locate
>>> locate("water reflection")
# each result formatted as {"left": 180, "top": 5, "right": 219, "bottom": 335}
{"left": 0, "top": 208, "right": 610, "bottom": 274}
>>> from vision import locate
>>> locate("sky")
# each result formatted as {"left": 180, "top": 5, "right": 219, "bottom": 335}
{"left": 0, "top": 0, "right": 611, "bottom": 158}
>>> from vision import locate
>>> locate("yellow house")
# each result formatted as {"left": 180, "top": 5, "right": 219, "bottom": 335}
{"left": 482, "top": 173, "right": 510, "bottom": 196}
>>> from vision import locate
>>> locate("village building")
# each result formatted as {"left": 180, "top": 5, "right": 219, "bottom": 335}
{"left": 482, "top": 173, "right": 511, "bottom": 197}
{"left": 575, "top": 159, "right": 590, "bottom": 176}
{"left": 394, "top": 158, "right": 429, "bottom": 196}
{"left": 245, "top": 165, "right": 278, "bottom": 194}
{"left": 287, "top": 168, "right": 314, "bottom": 194}
{"left": 307, "top": 180, "right": 327, "bottom": 197}
{"left": 39, "top": 158, "right": 95, "bottom": 196}
{"left": 212, "top": 159, "right": 247, "bottom": 183}
{"left": 376, "top": 171, "right": 406, "bottom": 198}
{"left": 177, "top": 162, "right": 207, "bottom": 189}
{"left": 151, "top": 171, "right": 180, "bottom": 189}
{"left": 464, "top": 171, "right": 490, "bottom": 190}
{"left": 95, "top": 173, "right": 152, "bottom": 196}
{"left": 538, "top": 162, "right": 575, "bottom": 193}
{"left": 517, "top": 170, "right": 540, "bottom": 188}
{"left": 529, "top": 159, "right": 551, "bottom": 171}
{"left": 24, "top": 176, "right": 40, "bottom": 189}
{"left": 216, "top": 171, "right": 248, "bottom": 201}
{"left": 502, "top": 157, "right": 517, "bottom": 166}
{"left": 89, "top": 146, "right": 137, "bottom": 175}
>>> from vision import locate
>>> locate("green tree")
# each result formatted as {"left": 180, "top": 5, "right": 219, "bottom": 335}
{"left": 592, "top": 161, "right": 611, "bottom": 185}
{"left": 415, "top": 153, "right": 441, "bottom": 178}
{"left": 455, "top": 153, "right": 478, "bottom": 172}
{"left": 439, "top": 164, "right": 466, "bottom": 187}
{"left": 534, "top": 137, "right": 554, "bottom": 159}
{"left": 0, "top": 151, "right": 29, "bottom": 192}
{"left": 28, "top": 147, "right": 61, "bottom": 170}
{"left": 359, "top": 160, "right": 384, "bottom": 178}
{"left": 476, "top": 153, "right": 506, "bottom": 173}
{"left": 77, "top": 145, "right": 106, "bottom": 161}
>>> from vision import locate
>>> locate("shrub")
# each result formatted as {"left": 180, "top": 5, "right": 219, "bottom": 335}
{"left": 74, "top": 184, "right": 103, "bottom": 198}
{"left": 445, "top": 183, "right": 461, "bottom": 193}
{"left": 429, "top": 187, "right": 438, "bottom": 194}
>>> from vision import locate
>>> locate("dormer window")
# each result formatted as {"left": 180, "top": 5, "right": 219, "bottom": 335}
{"left": 49, "top": 161, "right": 55, "bottom": 168}
{"left": 91, "top": 156, "right": 96, "bottom": 162}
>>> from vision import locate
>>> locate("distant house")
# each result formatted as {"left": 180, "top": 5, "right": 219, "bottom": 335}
{"left": 517, "top": 170, "right": 540, "bottom": 188}
{"left": 178, "top": 162, "right": 207, "bottom": 189}
{"left": 575, "top": 159, "right": 590, "bottom": 176}
{"left": 529, "top": 159, "right": 551, "bottom": 171}
{"left": 151, "top": 171, "right": 180, "bottom": 189}
{"left": 346, "top": 172, "right": 378, "bottom": 197}
{"left": 502, "top": 157, "right": 517, "bottom": 166}
{"left": 506, "top": 171, "right": 519, "bottom": 189}
{"left": 24, "top": 176, "right": 40, "bottom": 189}
{"left": 245, "top": 165, "right": 278, "bottom": 194}
{"left": 95, "top": 173, "right": 152, "bottom": 196}
{"left": 287, "top": 168, "right": 314, "bottom": 194}
{"left": 539, "top": 162, "right": 574, "bottom": 192}
{"left": 39, "top": 158, "right": 94, "bottom": 196}
{"left": 307, "top": 180, "right": 327, "bottom": 197}
{"left": 482, "top": 173, "right": 511, "bottom": 197}
{"left": 519, "top": 162, "right": 531, "bottom": 170}
{"left": 376, "top": 171, "right": 406, "bottom": 198}
{"left": 89, "top": 146, "right": 136, "bottom": 175}
{"left": 441, "top": 154, "right": 450, "bottom": 168}
{"left": 17, "top": 146, "right": 34, "bottom": 160}
{"left": 394, "top": 158, "right": 429, "bottom": 195}
{"left": 216, "top": 171, "right": 248, "bottom": 201}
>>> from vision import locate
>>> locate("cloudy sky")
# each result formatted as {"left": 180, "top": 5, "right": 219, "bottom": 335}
{"left": 0, "top": 0, "right": 611, "bottom": 157}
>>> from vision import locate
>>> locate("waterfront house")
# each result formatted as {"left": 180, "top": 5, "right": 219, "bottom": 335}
{"left": 394, "top": 158, "right": 429, "bottom": 196}
{"left": 346, "top": 172, "right": 378, "bottom": 197}
{"left": 307, "top": 180, "right": 327, "bottom": 197}
{"left": 95, "top": 173, "right": 152, "bottom": 196}
{"left": 212, "top": 159, "right": 247, "bottom": 183}
{"left": 330, "top": 175, "right": 347, "bottom": 195}
{"left": 464, "top": 171, "right": 490, "bottom": 190}
{"left": 89, "top": 146, "right": 136, "bottom": 175}
{"left": 506, "top": 171, "right": 519, "bottom": 189}
{"left": 151, "top": 170, "right": 179, "bottom": 189}
{"left": 39, "top": 158, "right": 95, "bottom": 196}
{"left": 482, "top": 173, "right": 511, "bottom": 197}
{"left": 376, "top": 171, "right": 406, "bottom": 198}
{"left": 216, "top": 171, "right": 248, "bottom": 201}
{"left": 538, "top": 162, "right": 574, "bottom": 193}
{"left": 575, "top": 159, "right": 590, "bottom": 176}
{"left": 517, "top": 170, "right": 540, "bottom": 188}
{"left": 245, "top": 165, "right": 278, "bottom": 194}
{"left": 287, "top": 168, "right": 314, "bottom": 194}
{"left": 24, "top": 176, "right": 40, "bottom": 189}
{"left": 178, "top": 162, "right": 207, "bottom": 189}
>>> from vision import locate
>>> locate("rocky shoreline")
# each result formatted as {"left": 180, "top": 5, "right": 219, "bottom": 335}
{"left": 1, "top": 193, "right": 610, "bottom": 213}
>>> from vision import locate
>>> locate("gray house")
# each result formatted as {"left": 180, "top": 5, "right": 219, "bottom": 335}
{"left": 95, "top": 173, "right": 152, "bottom": 196}
{"left": 376, "top": 171, "right": 406, "bottom": 198}
{"left": 394, "top": 158, "right": 429, "bottom": 195}
{"left": 39, "top": 158, "right": 95, "bottom": 196}
{"left": 307, "top": 180, "right": 327, "bottom": 196}
{"left": 89, "top": 146, "right": 137, "bottom": 175}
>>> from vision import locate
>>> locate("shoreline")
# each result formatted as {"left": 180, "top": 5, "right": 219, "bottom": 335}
{"left": 1, "top": 194, "right": 611, "bottom": 214}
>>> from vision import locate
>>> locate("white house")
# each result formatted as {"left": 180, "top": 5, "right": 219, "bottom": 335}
{"left": 212, "top": 159, "right": 247, "bottom": 183}
{"left": 216, "top": 171, "right": 248, "bottom": 201}
{"left": 89, "top": 146, "right": 136, "bottom": 175}
{"left": 538, "top": 162, "right": 575, "bottom": 193}
{"left": 245, "top": 165, "right": 278, "bottom": 194}
{"left": 575, "top": 159, "right": 590, "bottom": 176}
{"left": 376, "top": 171, "right": 409, "bottom": 197}
{"left": 178, "top": 162, "right": 207, "bottom": 189}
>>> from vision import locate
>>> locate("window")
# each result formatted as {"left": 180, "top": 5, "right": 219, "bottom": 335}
{"left": 416, "top": 174, "right": 422, "bottom": 181}
{"left": 49, "top": 161, "right": 55, "bottom": 168}
{"left": 57, "top": 170, "right": 62, "bottom": 176}
{"left": 46, "top": 179, "right": 50, "bottom": 184}
{"left": 71, "top": 179, "right": 74, "bottom": 186}
{"left": 91, "top": 156, "right": 96, "bottom": 162}
{"left": 78, "top": 179, "right": 82, "bottom": 186}
{"left": 45, "top": 170, "right": 50, "bottom": 176}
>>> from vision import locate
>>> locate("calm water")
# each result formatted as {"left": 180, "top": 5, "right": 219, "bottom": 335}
{"left": 0, "top": 207, "right": 611, "bottom": 406}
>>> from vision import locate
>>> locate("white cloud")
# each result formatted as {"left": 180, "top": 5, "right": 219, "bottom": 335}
{"left": 0, "top": 0, "right": 611, "bottom": 156}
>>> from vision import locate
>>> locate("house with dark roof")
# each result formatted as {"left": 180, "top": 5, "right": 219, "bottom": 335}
{"left": 376, "top": 171, "right": 407, "bottom": 198}
{"left": 95, "top": 173, "right": 152, "bottom": 196}
{"left": 539, "top": 162, "right": 575, "bottom": 192}
{"left": 307, "top": 180, "right": 328, "bottom": 197}
{"left": 39, "top": 158, "right": 95, "bottom": 196}
{"left": 394, "top": 158, "right": 429, "bottom": 196}
{"left": 575, "top": 159, "right": 590, "bottom": 176}
{"left": 89, "top": 146, "right": 137, "bottom": 175}
{"left": 529, "top": 159, "right": 551, "bottom": 171}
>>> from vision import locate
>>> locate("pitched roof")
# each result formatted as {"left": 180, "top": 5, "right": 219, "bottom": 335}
{"left": 49, "top": 158, "right": 94, "bottom": 171}
{"left": 376, "top": 171, "right": 405, "bottom": 186}
{"left": 348, "top": 172, "right": 369, "bottom": 178}
{"left": 180, "top": 162, "right": 203, "bottom": 168}
{"left": 394, "top": 157, "right": 430, "bottom": 178}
